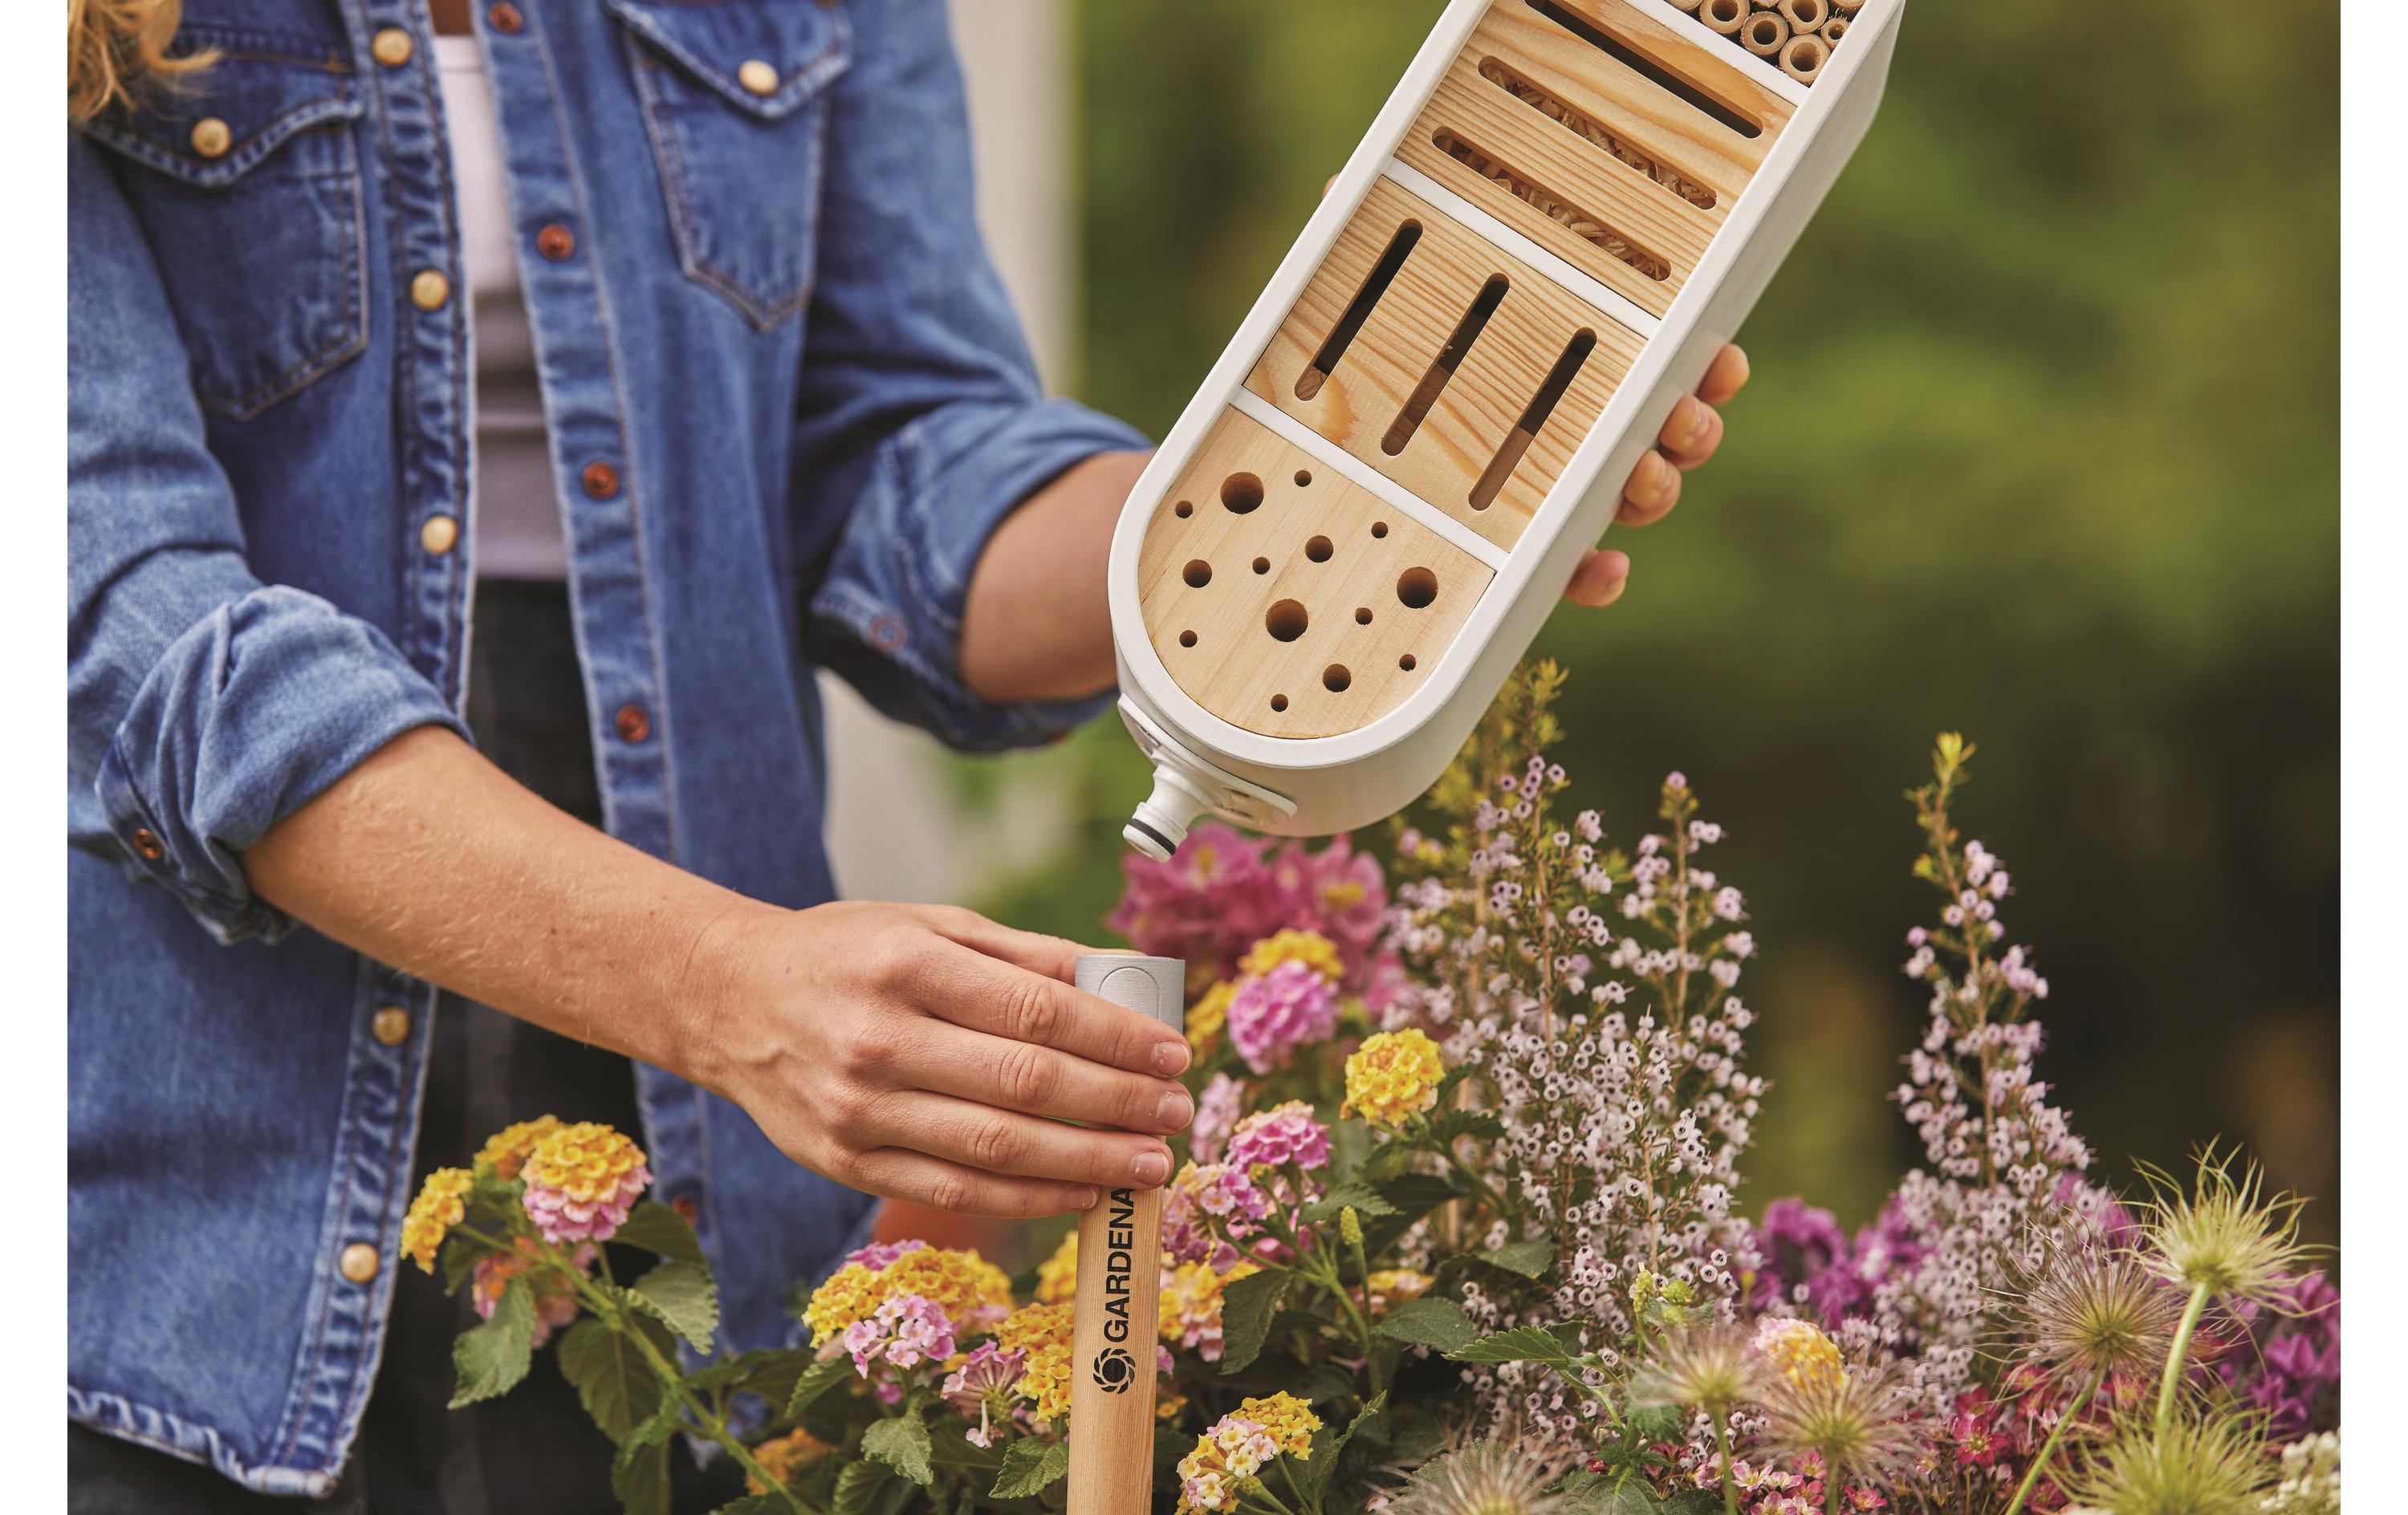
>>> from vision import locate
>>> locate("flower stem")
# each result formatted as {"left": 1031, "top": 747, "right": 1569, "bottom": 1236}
{"left": 2003, "top": 1371, "right": 2100, "bottom": 1515}
{"left": 2157, "top": 1281, "right": 2210, "bottom": 1433}
{"left": 1712, "top": 1409, "right": 1737, "bottom": 1515}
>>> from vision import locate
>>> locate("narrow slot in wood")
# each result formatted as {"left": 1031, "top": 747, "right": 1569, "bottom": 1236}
{"left": 1298, "top": 220, "right": 1422, "bottom": 401}
{"left": 1383, "top": 274, "right": 1508, "bottom": 456}
{"left": 1477, "top": 55, "right": 1715, "bottom": 209}
{"left": 1434, "top": 130, "right": 1670, "bottom": 282}
{"left": 1526, "top": 0, "right": 1769, "bottom": 138}
{"left": 1470, "top": 327, "right": 1597, "bottom": 511}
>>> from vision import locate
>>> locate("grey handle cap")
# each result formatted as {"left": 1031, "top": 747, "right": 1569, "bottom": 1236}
{"left": 1072, "top": 953, "right": 1187, "bottom": 1035}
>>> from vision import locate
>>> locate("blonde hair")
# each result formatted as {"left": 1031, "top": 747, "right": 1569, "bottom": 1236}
{"left": 67, "top": 0, "right": 215, "bottom": 124}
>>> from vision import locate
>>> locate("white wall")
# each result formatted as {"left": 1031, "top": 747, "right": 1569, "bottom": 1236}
{"left": 816, "top": 0, "right": 1082, "bottom": 906}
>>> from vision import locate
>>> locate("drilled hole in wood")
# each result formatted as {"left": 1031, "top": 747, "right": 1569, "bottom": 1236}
{"left": 1526, "top": 0, "right": 1765, "bottom": 138}
{"left": 1294, "top": 470, "right": 1312, "bottom": 486}
{"left": 1221, "top": 473, "right": 1263, "bottom": 514}
{"left": 1174, "top": 500, "right": 1193, "bottom": 518}
{"left": 1271, "top": 693, "right": 1289, "bottom": 713}
{"left": 1183, "top": 559, "right": 1212, "bottom": 588}
{"left": 1371, "top": 521, "right": 1389, "bottom": 538}
{"left": 1253, "top": 557, "right": 1271, "bottom": 575}
{"left": 1385, "top": 274, "right": 1507, "bottom": 456}
{"left": 1435, "top": 131, "right": 1670, "bottom": 281}
{"left": 1400, "top": 653, "right": 1418, "bottom": 672}
{"left": 1397, "top": 568, "right": 1438, "bottom": 610}
{"left": 1299, "top": 221, "right": 1422, "bottom": 401}
{"left": 1179, "top": 630, "right": 1197, "bottom": 648}
{"left": 1476, "top": 57, "right": 1715, "bottom": 209}
{"left": 1306, "top": 535, "right": 1334, "bottom": 563}
{"left": 1323, "top": 664, "right": 1352, "bottom": 693}
{"left": 1355, "top": 607, "right": 1373, "bottom": 624}
{"left": 1473, "top": 327, "right": 1597, "bottom": 512}
{"left": 1266, "top": 599, "right": 1309, "bottom": 642}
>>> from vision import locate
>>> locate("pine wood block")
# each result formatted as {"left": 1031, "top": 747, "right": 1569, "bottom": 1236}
{"left": 1245, "top": 177, "right": 1639, "bottom": 550}
{"left": 1397, "top": 0, "right": 1796, "bottom": 311}
{"left": 1137, "top": 406, "right": 1493, "bottom": 739}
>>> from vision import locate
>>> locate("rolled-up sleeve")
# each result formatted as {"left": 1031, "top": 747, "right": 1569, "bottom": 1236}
{"left": 69, "top": 134, "right": 466, "bottom": 944}
{"left": 790, "top": 0, "right": 1148, "bottom": 752}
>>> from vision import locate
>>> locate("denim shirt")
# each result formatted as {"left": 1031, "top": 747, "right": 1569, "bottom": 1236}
{"left": 67, "top": 0, "right": 1141, "bottom": 1493}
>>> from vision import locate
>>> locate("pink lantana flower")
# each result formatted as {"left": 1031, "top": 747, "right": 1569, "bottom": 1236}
{"left": 1226, "top": 961, "right": 1340, "bottom": 1074}
{"left": 1224, "top": 1100, "right": 1332, "bottom": 1172}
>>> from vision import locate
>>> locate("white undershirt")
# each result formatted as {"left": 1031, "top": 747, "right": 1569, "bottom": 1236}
{"left": 435, "top": 36, "right": 568, "bottom": 581}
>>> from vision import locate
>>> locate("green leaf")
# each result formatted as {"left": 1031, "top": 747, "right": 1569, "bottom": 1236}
{"left": 1215, "top": 1267, "right": 1294, "bottom": 1375}
{"left": 557, "top": 1319, "right": 663, "bottom": 1444}
{"left": 1297, "top": 1391, "right": 1386, "bottom": 1509}
{"left": 1443, "top": 1325, "right": 1577, "bottom": 1368}
{"left": 788, "top": 1356, "right": 856, "bottom": 1418}
{"left": 926, "top": 1418, "right": 1006, "bottom": 1472}
{"left": 1301, "top": 1181, "right": 1398, "bottom": 1226}
{"left": 1373, "top": 1297, "right": 1478, "bottom": 1351}
{"left": 611, "top": 1436, "right": 672, "bottom": 1515}
{"left": 614, "top": 1200, "right": 708, "bottom": 1265}
{"left": 860, "top": 1414, "right": 934, "bottom": 1487}
{"left": 1420, "top": 1108, "right": 1507, "bottom": 1147}
{"left": 628, "top": 1260, "right": 719, "bottom": 1355}
{"left": 438, "top": 1234, "right": 482, "bottom": 1296}
{"left": 1361, "top": 1172, "right": 1464, "bottom": 1253}
{"left": 1556, "top": 1470, "right": 1672, "bottom": 1515}
{"left": 990, "top": 1435, "right": 1071, "bottom": 1499}
{"left": 1472, "top": 1237, "right": 1554, "bottom": 1278}
{"left": 1296, "top": 1362, "right": 1361, "bottom": 1404}
{"left": 707, "top": 1498, "right": 785, "bottom": 1515}
{"left": 1660, "top": 1493, "right": 1723, "bottom": 1515}
{"left": 1623, "top": 1404, "right": 1685, "bottom": 1444}
{"left": 449, "top": 1281, "right": 536, "bottom": 1408}
{"left": 832, "top": 1460, "right": 891, "bottom": 1515}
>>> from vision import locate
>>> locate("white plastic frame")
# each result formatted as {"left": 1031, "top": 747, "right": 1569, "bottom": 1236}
{"left": 1107, "top": 0, "right": 1906, "bottom": 846}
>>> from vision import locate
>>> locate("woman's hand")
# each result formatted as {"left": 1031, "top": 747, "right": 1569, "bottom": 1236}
{"left": 689, "top": 900, "right": 1195, "bottom": 1218}
{"left": 1564, "top": 342, "right": 1751, "bottom": 607}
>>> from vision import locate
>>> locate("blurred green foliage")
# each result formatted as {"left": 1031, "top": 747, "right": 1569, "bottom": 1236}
{"left": 980, "top": 2, "right": 2337, "bottom": 1242}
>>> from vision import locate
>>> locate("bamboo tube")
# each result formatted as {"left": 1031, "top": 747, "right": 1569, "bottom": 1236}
{"left": 1832, "top": 0, "right": 1865, "bottom": 12}
{"left": 1743, "top": 11, "right": 1792, "bottom": 55}
{"left": 1822, "top": 17, "right": 1849, "bottom": 43}
{"left": 1780, "top": 33, "right": 1828, "bottom": 82}
{"left": 1780, "top": 0, "right": 1827, "bottom": 32}
{"left": 1670, "top": 0, "right": 1702, "bottom": 10}
{"left": 1702, "top": 0, "right": 1747, "bottom": 36}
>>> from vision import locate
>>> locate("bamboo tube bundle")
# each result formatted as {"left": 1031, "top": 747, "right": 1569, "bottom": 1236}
{"left": 1832, "top": 0, "right": 1865, "bottom": 11}
{"left": 1702, "top": 0, "right": 1747, "bottom": 36}
{"left": 1780, "top": 33, "right": 1828, "bottom": 82}
{"left": 1823, "top": 16, "right": 1849, "bottom": 43}
{"left": 1670, "top": 0, "right": 1702, "bottom": 10}
{"left": 1743, "top": 10, "right": 1792, "bottom": 55}
{"left": 1780, "top": 0, "right": 1828, "bottom": 32}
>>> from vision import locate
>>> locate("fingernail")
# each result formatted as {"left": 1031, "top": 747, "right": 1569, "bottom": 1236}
{"left": 1158, "top": 1089, "right": 1195, "bottom": 1131}
{"left": 1074, "top": 1187, "right": 1100, "bottom": 1210}
{"left": 1153, "top": 1042, "right": 1191, "bottom": 1076}
{"left": 1674, "top": 396, "right": 1704, "bottom": 447}
{"left": 1132, "top": 1150, "right": 1170, "bottom": 1186}
{"left": 1642, "top": 453, "right": 1673, "bottom": 502}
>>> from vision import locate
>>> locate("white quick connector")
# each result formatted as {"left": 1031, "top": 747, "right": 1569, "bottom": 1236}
{"left": 1115, "top": 698, "right": 1297, "bottom": 859}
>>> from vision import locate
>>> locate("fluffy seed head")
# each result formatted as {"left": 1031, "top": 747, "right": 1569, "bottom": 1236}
{"left": 2137, "top": 1144, "right": 2312, "bottom": 1304}
{"left": 1756, "top": 1360, "right": 1919, "bottom": 1489}
{"left": 2012, "top": 1236, "right": 2186, "bottom": 1386}
{"left": 2060, "top": 1410, "right": 2274, "bottom": 1515}
{"left": 1633, "top": 1321, "right": 1767, "bottom": 1416}
{"left": 1388, "top": 1442, "right": 1575, "bottom": 1515}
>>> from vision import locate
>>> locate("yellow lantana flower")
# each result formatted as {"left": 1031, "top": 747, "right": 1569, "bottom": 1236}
{"left": 1239, "top": 928, "right": 1345, "bottom": 985}
{"left": 401, "top": 1168, "right": 474, "bottom": 1273}
{"left": 1187, "top": 981, "right": 1235, "bottom": 1058}
{"left": 474, "top": 1115, "right": 562, "bottom": 1181}
{"left": 746, "top": 1426, "right": 831, "bottom": 1494}
{"left": 1752, "top": 1316, "right": 1845, "bottom": 1391}
{"left": 1234, "top": 1392, "right": 1320, "bottom": 1457}
{"left": 1035, "top": 1230, "right": 1079, "bottom": 1305}
{"left": 1344, "top": 1029, "right": 1445, "bottom": 1127}
{"left": 803, "top": 1246, "right": 1014, "bottom": 1346}
{"left": 996, "top": 1302, "right": 1076, "bottom": 1422}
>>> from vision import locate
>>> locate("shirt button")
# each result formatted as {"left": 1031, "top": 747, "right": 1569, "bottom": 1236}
{"left": 189, "top": 118, "right": 231, "bottom": 159}
{"left": 580, "top": 461, "right": 620, "bottom": 499}
{"left": 340, "top": 1244, "right": 380, "bottom": 1284}
{"left": 737, "top": 59, "right": 779, "bottom": 95}
{"left": 535, "top": 223, "right": 576, "bottom": 261}
{"left": 486, "top": 2, "right": 524, "bottom": 34}
{"left": 372, "top": 1006, "right": 412, "bottom": 1046}
{"left": 421, "top": 514, "right": 460, "bottom": 555}
{"left": 614, "top": 705, "right": 652, "bottom": 743}
{"left": 130, "top": 827, "right": 165, "bottom": 862}
{"left": 371, "top": 27, "right": 414, "bottom": 67}
{"left": 409, "top": 270, "right": 451, "bottom": 311}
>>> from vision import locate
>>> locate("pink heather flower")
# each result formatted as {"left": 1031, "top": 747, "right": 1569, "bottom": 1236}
{"left": 1226, "top": 961, "right": 1340, "bottom": 1074}
{"left": 1190, "top": 1074, "right": 1244, "bottom": 1164}
{"left": 941, "top": 1341, "right": 1027, "bottom": 1448}
{"left": 844, "top": 1238, "right": 927, "bottom": 1272}
{"left": 1224, "top": 1100, "right": 1332, "bottom": 1172}
{"left": 843, "top": 1292, "right": 957, "bottom": 1377}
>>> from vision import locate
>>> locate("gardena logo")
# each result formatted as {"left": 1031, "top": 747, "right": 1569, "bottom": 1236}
{"left": 1090, "top": 1345, "right": 1136, "bottom": 1394}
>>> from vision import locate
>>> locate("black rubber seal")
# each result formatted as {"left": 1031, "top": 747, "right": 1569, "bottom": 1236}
{"left": 1126, "top": 817, "right": 1178, "bottom": 855}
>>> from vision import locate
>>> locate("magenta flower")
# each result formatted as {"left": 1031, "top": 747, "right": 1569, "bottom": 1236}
{"left": 1226, "top": 961, "right": 1340, "bottom": 1074}
{"left": 844, "top": 1238, "right": 927, "bottom": 1272}
{"left": 1224, "top": 1100, "right": 1332, "bottom": 1172}
{"left": 843, "top": 1292, "right": 957, "bottom": 1377}
{"left": 1106, "top": 825, "right": 1392, "bottom": 993}
{"left": 1162, "top": 1161, "right": 1274, "bottom": 1268}
{"left": 941, "top": 1340, "right": 1027, "bottom": 1448}
{"left": 1191, "top": 1073, "right": 1243, "bottom": 1164}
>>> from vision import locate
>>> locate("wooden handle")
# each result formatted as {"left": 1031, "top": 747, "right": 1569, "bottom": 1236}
{"left": 1068, "top": 1185, "right": 1165, "bottom": 1515}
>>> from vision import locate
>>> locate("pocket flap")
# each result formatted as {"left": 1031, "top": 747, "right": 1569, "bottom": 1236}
{"left": 82, "top": 29, "right": 363, "bottom": 187}
{"left": 604, "top": 0, "right": 852, "bottom": 122}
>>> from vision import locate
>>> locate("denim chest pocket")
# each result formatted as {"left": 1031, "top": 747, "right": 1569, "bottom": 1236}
{"left": 80, "top": 27, "right": 368, "bottom": 420}
{"left": 604, "top": 0, "right": 852, "bottom": 329}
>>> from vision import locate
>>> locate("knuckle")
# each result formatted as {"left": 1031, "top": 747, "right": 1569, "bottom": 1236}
{"left": 923, "top": 1172, "right": 974, "bottom": 1214}
{"left": 1005, "top": 980, "right": 1062, "bottom": 1046}
{"left": 994, "top": 1043, "right": 1058, "bottom": 1111}
{"left": 966, "top": 1114, "right": 1023, "bottom": 1172}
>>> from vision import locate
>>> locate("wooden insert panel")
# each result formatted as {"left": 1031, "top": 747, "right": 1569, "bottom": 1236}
{"left": 1397, "top": 0, "right": 1796, "bottom": 314}
{"left": 1139, "top": 408, "right": 1492, "bottom": 741}
{"left": 1246, "top": 177, "right": 1640, "bottom": 551}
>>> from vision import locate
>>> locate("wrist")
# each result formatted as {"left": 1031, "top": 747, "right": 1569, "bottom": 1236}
{"left": 651, "top": 888, "right": 788, "bottom": 1098}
